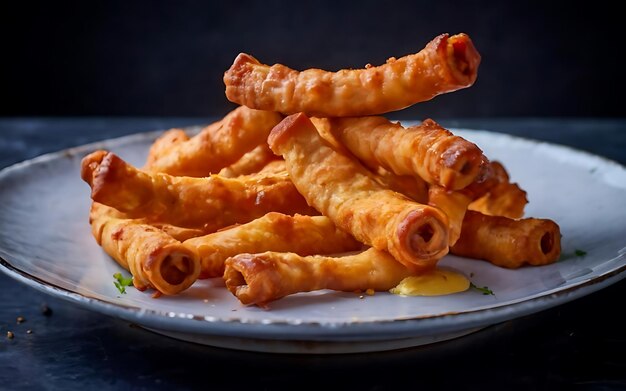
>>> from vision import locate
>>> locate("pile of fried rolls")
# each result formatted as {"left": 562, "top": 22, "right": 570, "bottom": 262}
{"left": 80, "top": 33, "right": 561, "bottom": 305}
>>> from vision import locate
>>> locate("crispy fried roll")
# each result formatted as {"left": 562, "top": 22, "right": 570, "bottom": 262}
{"left": 91, "top": 202, "right": 205, "bottom": 241}
{"left": 149, "top": 223, "right": 206, "bottom": 242}
{"left": 268, "top": 113, "right": 450, "bottom": 270}
{"left": 184, "top": 212, "right": 362, "bottom": 279}
{"left": 81, "top": 150, "right": 317, "bottom": 231}
{"left": 311, "top": 117, "right": 429, "bottom": 202}
{"left": 373, "top": 167, "right": 429, "bottom": 204}
{"left": 427, "top": 186, "right": 472, "bottom": 246}
{"left": 224, "top": 33, "right": 480, "bottom": 117}
{"left": 145, "top": 128, "right": 188, "bottom": 166}
{"left": 224, "top": 247, "right": 412, "bottom": 306}
{"left": 144, "top": 106, "right": 283, "bottom": 176}
{"left": 322, "top": 116, "right": 486, "bottom": 190}
{"left": 217, "top": 143, "right": 280, "bottom": 178}
{"left": 468, "top": 182, "right": 527, "bottom": 219}
{"left": 256, "top": 159, "right": 287, "bottom": 175}
{"left": 89, "top": 203, "right": 201, "bottom": 295}
{"left": 467, "top": 161, "right": 528, "bottom": 219}
{"left": 450, "top": 211, "right": 561, "bottom": 268}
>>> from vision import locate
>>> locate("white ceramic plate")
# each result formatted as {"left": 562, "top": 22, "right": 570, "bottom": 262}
{"left": 1, "top": 126, "right": 625, "bottom": 354}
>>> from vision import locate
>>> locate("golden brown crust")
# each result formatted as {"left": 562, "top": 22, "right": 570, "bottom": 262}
{"left": 89, "top": 203, "right": 201, "bottom": 295}
{"left": 143, "top": 106, "right": 283, "bottom": 176}
{"left": 217, "top": 143, "right": 280, "bottom": 178}
{"left": 224, "top": 247, "right": 412, "bottom": 306}
{"left": 81, "top": 150, "right": 317, "bottom": 231}
{"left": 450, "top": 210, "right": 561, "bottom": 268}
{"left": 427, "top": 186, "right": 472, "bottom": 246}
{"left": 466, "top": 161, "right": 528, "bottom": 219}
{"left": 268, "top": 113, "right": 450, "bottom": 270}
{"left": 372, "top": 166, "right": 429, "bottom": 204}
{"left": 224, "top": 33, "right": 480, "bottom": 117}
{"left": 184, "top": 213, "right": 361, "bottom": 279}
{"left": 322, "top": 116, "right": 487, "bottom": 190}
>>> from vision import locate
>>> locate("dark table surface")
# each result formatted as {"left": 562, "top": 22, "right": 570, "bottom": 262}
{"left": 1, "top": 117, "right": 625, "bottom": 391}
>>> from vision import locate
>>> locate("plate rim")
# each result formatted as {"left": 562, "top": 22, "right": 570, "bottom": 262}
{"left": 2, "top": 254, "right": 625, "bottom": 342}
{"left": 1, "top": 127, "right": 625, "bottom": 343}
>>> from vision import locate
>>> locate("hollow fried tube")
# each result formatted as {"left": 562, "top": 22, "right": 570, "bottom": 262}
{"left": 89, "top": 203, "right": 201, "bottom": 295}
{"left": 224, "top": 247, "right": 412, "bottom": 306}
{"left": 148, "top": 223, "right": 206, "bottom": 242}
{"left": 144, "top": 106, "right": 283, "bottom": 176}
{"left": 145, "top": 128, "right": 188, "bottom": 166}
{"left": 311, "top": 117, "right": 429, "bottom": 202}
{"left": 450, "top": 210, "right": 561, "bottom": 268}
{"left": 184, "top": 212, "right": 362, "bottom": 279}
{"left": 81, "top": 150, "right": 317, "bottom": 231}
{"left": 224, "top": 33, "right": 480, "bottom": 117}
{"left": 468, "top": 182, "right": 527, "bottom": 219}
{"left": 322, "top": 116, "right": 486, "bottom": 190}
{"left": 217, "top": 143, "right": 280, "bottom": 178}
{"left": 90, "top": 202, "right": 206, "bottom": 242}
{"left": 268, "top": 113, "right": 450, "bottom": 270}
{"left": 256, "top": 159, "right": 287, "bottom": 175}
{"left": 427, "top": 186, "right": 472, "bottom": 246}
{"left": 463, "top": 161, "right": 527, "bottom": 219}
{"left": 373, "top": 167, "right": 429, "bottom": 204}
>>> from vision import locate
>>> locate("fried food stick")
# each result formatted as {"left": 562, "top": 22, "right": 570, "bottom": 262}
{"left": 224, "top": 247, "right": 412, "bottom": 306}
{"left": 320, "top": 116, "right": 486, "bottom": 190}
{"left": 310, "top": 117, "right": 429, "bottom": 202}
{"left": 268, "top": 113, "right": 450, "bottom": 270}
{"left": 373, "top": 167, "right": 429, "bottom": 204}
{"left": 217, "top": 143, "right": 280, "bottom": 178}
{"left": 80, "top": 150, "right": 317, "bottom": 232}
{"left": 468, "top": 162, "right": 528, "bottom": 219}
{"left": 427, "top": 186, "right": 472, "bottom": 246}
{"left": 89, "top": 203, "right": 201, "bottom": 295}
{"left": 184, "top": 212, "right": 363, "bottom": 279}
{"left": 144, "top": 106, "right": 283, "bottom": 176}
{"left": 224, "top": 33, "right": 480, "bottom": 117}
{"left": 450, "top": 211, "right": 561, "bottom": 268}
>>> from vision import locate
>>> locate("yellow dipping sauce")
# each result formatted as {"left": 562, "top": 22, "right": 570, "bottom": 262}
{"left": 389, "top": 267, "right": 470, "bottom": 296}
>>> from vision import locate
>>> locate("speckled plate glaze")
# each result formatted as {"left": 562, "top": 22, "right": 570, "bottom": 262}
{"left": 1, "top": 126, "right": 625, "bottom": 354}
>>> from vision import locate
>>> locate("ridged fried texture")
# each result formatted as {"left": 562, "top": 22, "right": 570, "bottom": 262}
{"left": 450, "top": 211, "right": 561, "bottom": 268}
{"left": 467, "top": 161, "right": 528, "bottom": 219}
{"left": 224, "top": 33, "right": 480, "bottom": 117}
{"left": 184, "top": 212, "right": 363, "bottom": 279}
{"left": 427, "top": 186, "right": 472, "bottom": 246}
{"left": 218, "top": 143, "right": 280, "bottom": 178}
{"left": 89, "top": 202, "right": 205, "bottom": 242}
{"left": 458, "top": 160, "right": 501, "bottom": 200}
{"left": 147, "top": 223, "right": 206, "bottom": 242}
{"left": 268, "top": 113, "right": 450, "bottom": 271}
{"left": 322, "top": 116, "right": 486, "bottom": 190}
{"left": 143, "top": 106, "right": 283, "bottom": 177}
{"left": 311, "top": 116, "right": 429, "bottom": 202}
{"left": 80, "top": 150, "right": 317, "bottom": 232}
{"left": 89, "top": 203, "right": 201, "bottom": 295}
{"left": 224, "top": 247, "right": 412, "bottom": 306}
{"left": 256, "top": 160, "right": 287, "bottom": 175}
{"left": 373, "top": 167, "right": 429, "bottom": 204}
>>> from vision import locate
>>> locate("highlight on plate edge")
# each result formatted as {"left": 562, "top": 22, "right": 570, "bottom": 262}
{"left": 79, "top": 32, "right": 562, "bottom": 307}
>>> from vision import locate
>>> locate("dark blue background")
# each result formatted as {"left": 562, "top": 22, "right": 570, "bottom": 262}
{"left": 2, "top": 0, "right": 623, "bottom": 119}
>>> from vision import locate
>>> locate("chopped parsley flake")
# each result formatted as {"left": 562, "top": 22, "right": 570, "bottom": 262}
{"left": 574, "top": 249, "right": 587, "bottom": 257}
{"left": 470, "top": 282, "right": 494, "bottom": 295}
{"left": 113, "top": 272, "right": 133, "bottom": 294}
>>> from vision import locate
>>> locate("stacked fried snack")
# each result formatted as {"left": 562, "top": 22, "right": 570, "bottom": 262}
{"left": 80, "top": 33, "right": 561, "bottom": 305}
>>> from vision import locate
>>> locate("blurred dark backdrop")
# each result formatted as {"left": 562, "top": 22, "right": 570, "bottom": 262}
{"left": 2, "top": 0, "right": 623, "bottom": 120}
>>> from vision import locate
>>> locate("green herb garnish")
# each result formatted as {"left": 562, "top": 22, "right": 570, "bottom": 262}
{"left": 574, "top": 249, "right": 587, "bottom": 257}
{"left": 113, "top": 272, "right": 133, "bottom": 294}
{"left": 470, "top": 282, "right": 494, "bottom": 295}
